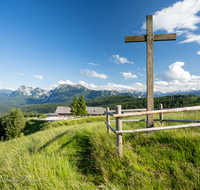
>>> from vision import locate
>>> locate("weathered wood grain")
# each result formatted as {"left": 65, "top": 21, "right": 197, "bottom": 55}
{"left": 154, "top": 33, "right": 176, "bottom": 41}
{"left": 116, "top": 105, "right": 123, "bottom": 157}
{"left": 125, "top": 35, "right": 146, "bottom": 42}
{"left": 113, "top": 106, "right": 200, "bottom": 118}
{"left": 146, "top": 15, "right": 154, "bottom": 128}
{"left": 116, "top": 123, "right": 200, "bottom": 134}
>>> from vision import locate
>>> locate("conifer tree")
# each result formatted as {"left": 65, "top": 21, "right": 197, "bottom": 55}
{"left": 70, "top": 95, "right": 78, "bottom": 116}
{"left": 77, "top": 95, "right": 88, "bottom": 116}
{"left": 4, "top": 108, "right": 25, "bottom": 140}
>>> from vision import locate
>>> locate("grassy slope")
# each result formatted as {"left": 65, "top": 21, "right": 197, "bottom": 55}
{"left": 0, "top": 112, "right": 200, "bottom": 189}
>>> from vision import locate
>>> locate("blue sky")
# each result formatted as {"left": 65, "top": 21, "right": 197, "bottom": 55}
{"left": 0, "top": 0, "right": 200, "bottom": 93}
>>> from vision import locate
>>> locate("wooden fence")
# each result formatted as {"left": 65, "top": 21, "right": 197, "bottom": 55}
{"left": 105, "top": 104, "right": 200, "bottom": 157}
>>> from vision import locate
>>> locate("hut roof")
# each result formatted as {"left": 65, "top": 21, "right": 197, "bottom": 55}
{"left": 55, "top": 106, "right": 71, "bottom": 114}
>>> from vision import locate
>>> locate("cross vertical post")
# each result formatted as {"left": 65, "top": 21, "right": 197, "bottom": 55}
{"left": 125, "top": 15, "right": 176, "bottom": 128}
{"left": 146, "top": 15, "right": 154, "bottom": 128}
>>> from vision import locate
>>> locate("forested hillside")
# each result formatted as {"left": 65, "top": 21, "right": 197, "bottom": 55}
{"left": 17, "top": 94, "right": 200, "bottom": 114}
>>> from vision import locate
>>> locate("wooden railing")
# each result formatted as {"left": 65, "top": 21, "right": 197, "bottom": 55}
{"left": 105, "top": 104, "right": 200, "bottom": 157}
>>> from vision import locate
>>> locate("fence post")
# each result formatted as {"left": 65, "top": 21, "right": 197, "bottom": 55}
{"left": 159, "top": 103, "right": 163, "bottom": 125}
{"left": 116, "top": 105, "right": 123, "bottom": 157}
{"left": 106, "top": 107, "right": 111, "bottom": 134}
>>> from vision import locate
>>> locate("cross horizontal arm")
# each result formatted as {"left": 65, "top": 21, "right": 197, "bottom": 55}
{"left": 125, "top": 35, "right": 146, "bottom": 43}
{"left": 154, "top": 33, "right": 176, "bottom": 41}
{"left": 125, "top": 33, "right": 176, "bottom": 43}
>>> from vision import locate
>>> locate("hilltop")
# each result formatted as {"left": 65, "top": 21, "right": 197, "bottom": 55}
{"left": 0, "top": 110, "right": 199, "bottom": 189}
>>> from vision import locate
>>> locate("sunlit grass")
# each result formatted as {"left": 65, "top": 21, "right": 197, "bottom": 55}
{"left": 0, "top": 111, "right": 200, "bottom": 189}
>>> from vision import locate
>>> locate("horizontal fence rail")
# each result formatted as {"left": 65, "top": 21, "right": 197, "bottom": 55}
{"left": 116, "top": 123, "right": 200, "bottom": 134}
{"left": 163, "top": 119, "right": 200, "bottom": 123}
{"left": 110, "top": 119, "right": 160, "bottom": 122}
{"left": 109, "top": 108, "right": 147, "bottom": 113}
{"left": 111, "top": 106, "right": 200, "bottom": 118}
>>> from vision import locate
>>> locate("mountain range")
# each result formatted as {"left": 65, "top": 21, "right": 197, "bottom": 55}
{"left": 0, "top": 84, "right": 144, "bottom": 107}
{"left": 0, "top": 84, "right": 200, "bottom": 109}
{"left": 0, "top": 84, "right": 200, "bottom": 115}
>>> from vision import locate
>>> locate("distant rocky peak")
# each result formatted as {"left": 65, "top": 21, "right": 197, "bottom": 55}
{"left": 9, "top": 85, "right": 47, "bottom": 98}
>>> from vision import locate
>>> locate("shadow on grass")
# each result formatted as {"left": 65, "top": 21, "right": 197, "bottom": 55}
{"left": 38, "top": 130, "right": 71, "bottom": 151}
{"left": 23, "top": 119, "right": 49, "bottom": 136}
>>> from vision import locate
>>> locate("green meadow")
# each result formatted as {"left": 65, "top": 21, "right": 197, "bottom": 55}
{"left": 0, "top": 111, "right": 200, "bottom": 189}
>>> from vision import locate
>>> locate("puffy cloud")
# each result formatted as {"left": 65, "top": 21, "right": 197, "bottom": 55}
{"left": 0, "top": 84, "right": 16, "bottom": 91}
{"left": 79, "top": 81, "right": 98, "bottom": 89}
{"left": 180, "top": 33, "right": 200, "bottom": 44}
{"left": 154, "top": 62, "right": 200, "bottom": 92}
{"left": 78, "top": 69, "right": 108, "bottom": 79}
{"left": 142, "top": 0, "right": 200, "bottom": 33}
{"left": 154, "top": 81, "right": 169, "bottom": 86}
{"left": 141, "top": 0, "right": 200, "bottom": 44}
{"left": 197, "top": 51, "right": 200, "bottom": 55}
{"left": 121, "top": 72, "right": 138, "bottom": 80}
{"left": 49, "top": 80, "right": 77, "bottom": 89}
{"left": 109, "top": 54, "right": 133, "bottom": 65}
{"left": 154, "top": 80, "right": 200, "bottom": 93}
{"left": 155, "top": 62, "right": 200, "bottom": 81}
{"left": 84, "top": 82, "right": 145, "bottom": 92}
{"left": 33, "top": 75, "right": 43, "bottom": 80}
{"left": 47, "top": 76, "right": 200, "bottom": 93}
{"left": 88, "top": 63, "right": 99, "bottom": 65}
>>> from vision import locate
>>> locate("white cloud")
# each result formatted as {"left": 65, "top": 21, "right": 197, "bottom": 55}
{"left": 154, "top": 61, "right": 200, "bottom": 92}
{"left": 0, "top": 84, "right": 16, "bottom": 91}
{"left": 180, "top": 33, "right": 200, "bottom": 44}
{"left": 197, "top": 51, "right": 200, "bottom": 55}
{"left": 121, "top": 72, "right": 138, "bottom": 80}
{"left": 138, "top": 72, "right": 145, "bottom": 77}
{"left": 78, "top": 82, "right": 146, "bottom": 92}
{"left": 18, "top": 73, "right": 25, "bottom": 76}
{"left": 141, "top": 0, "right": 200, "bottom": 44}
{"left": 33, "top": 75, "right": 43, "bottom": 80}
{"left": 109, "top": 54, "right": 133, "bottom": 65}
{"left": 47, "top": 74, "right": 200, "bottom": 93}
{"left": 79, "top": 81, "right": 98, "bottom": 89}
{"left": 78, "top": 80, "right": 200, "bottom": 93}
{"left": 154, "top": 81, "right": 169, "bottom": 86}
{"left": 49, "top": 80, "right": 77, "bottom": 89}
{"left": 156, "top": 62, "right": 198, "bottom": 81}
{"left": 78, "top": 69, "right": 108, "bottom": 79}
{"left": 142, "top": 0, "right": 200, "bottom": 33}
{"left": 88, "top": 63, "right": 99, "bottom": 66}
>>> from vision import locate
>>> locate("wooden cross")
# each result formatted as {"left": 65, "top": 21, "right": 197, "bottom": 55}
{"left": 125, "top": 15, "right": 176, "bottom": 128}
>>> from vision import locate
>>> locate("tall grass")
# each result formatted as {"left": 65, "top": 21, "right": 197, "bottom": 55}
{"left": 0, "top": 111, "right": 200, "bottom": 189}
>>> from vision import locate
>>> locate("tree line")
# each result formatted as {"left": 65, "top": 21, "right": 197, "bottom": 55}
{"left": 4, "top": 94, "right": 200, "bottom": 115}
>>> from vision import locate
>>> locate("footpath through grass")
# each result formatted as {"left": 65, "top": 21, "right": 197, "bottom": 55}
{"left": 0, "top": 112, "right": 200, "bottom": 189}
